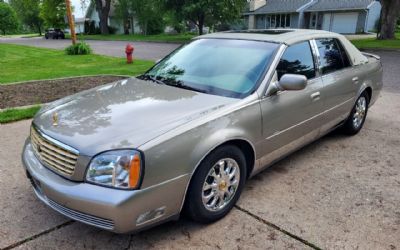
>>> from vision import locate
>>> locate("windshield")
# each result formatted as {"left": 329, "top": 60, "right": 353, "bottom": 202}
{"left": 141, "top": 39, "right": 279, "bottom": 98}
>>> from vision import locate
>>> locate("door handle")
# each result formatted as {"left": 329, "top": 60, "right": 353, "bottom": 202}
{"left": 352, "top": 77, "right": 359, "bottom": 83}
{"left": 311, "top": 92, "right": 320, "bottom": 101}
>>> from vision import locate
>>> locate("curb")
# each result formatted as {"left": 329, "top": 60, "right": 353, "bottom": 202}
{"left": 1, "top": 74, "right": 131, "bottom": 86}
{"left": 0, "top": 104, "right": 43, "bottom": 112}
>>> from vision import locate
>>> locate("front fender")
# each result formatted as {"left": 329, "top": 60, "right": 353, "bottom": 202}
{"left": 138, "top": 99, "right": 262, "bottom": 189}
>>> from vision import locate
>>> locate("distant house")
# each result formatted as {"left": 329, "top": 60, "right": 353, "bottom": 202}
{"left": 75, "top": 17, "right": 86, "bottom": 34}
{"left": 85, "top": 0, "right": 141, "bottom": 34}
{"left": 244, "top": 0, "right": 381, "bottom": 34}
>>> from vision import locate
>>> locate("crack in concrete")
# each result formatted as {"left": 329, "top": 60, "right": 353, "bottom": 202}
{"left": 124, "top": 234, "right": 134, "bottom": 250}
{"left": 235, "top": 205, "right": 322, "bottom": 250}
{"left": 2, "top": 220, "right": 74, "bottom": 250}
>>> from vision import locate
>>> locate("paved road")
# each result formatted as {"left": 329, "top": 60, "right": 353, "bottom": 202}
{"left": 0, "top": 37, "right": 180, "bottom": 61}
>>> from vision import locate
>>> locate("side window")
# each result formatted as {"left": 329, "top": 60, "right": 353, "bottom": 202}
{"left": 276, "top": 41, "right": 316, "bottom": 80}
{"left": 335, "top": 39, "right": 351, "bottom": 68}
{"left": 316, "top": 38, "right": 344, "bottom": 74}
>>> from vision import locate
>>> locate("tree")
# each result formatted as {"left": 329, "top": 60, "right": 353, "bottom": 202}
{"left": 9, "top": 0, "right": 44, "bottom": 35}
{"left": 0, "top": 2, "right": 19, "bottom": 35}
{"left": 115, "top": 0, "right": 164, "bottom": 35}
{"left": 163, "top": 0, "right": 246, "bottom": 35}
{"left": 40, "top": 0, "right": 67, "bottom": 28}
{"left": 378, "top": 0, "right": 400, "bottom": 39}
{"left": 94, "top": 0, "right": 111, "bottom": 34}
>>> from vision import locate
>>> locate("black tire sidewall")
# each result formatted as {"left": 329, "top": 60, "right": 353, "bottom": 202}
{"left": 343, "top": 92, "right": 369, "bottom": 134}
{"left": 186, "top": 145, "right": 246, "bottom": 223}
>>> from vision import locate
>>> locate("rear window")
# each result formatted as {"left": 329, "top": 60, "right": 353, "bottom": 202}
{"left": 316, "top": 38, "right": 345, "bottom": 74}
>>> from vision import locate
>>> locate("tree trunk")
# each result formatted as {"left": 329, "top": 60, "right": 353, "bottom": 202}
{"left": 378, "top": 0, "right": 400, "bottom": 39}
{"left": 38, "top": 25, "right": 42, "bottom": 36}
{"left": 198, "top": 15, "right": 204, "bottom": 35}
{"left": 95, "top": 0, "right": 111, "bottom": 35}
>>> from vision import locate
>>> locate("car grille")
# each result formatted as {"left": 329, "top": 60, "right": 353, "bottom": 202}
{"left": 47, "top": 198, "right": 115, "bottom": 230}
{"left": 30, "top": 127, "right": 78, "bottom": 176}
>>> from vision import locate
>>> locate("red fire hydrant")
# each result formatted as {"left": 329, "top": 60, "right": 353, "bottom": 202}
{"left": 125, "top": 44, "right": 134, "bottom": 64}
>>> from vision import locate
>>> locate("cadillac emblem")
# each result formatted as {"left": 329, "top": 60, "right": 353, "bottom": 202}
{"left": 52, "top": 112, "right": 59, "bottom": 126}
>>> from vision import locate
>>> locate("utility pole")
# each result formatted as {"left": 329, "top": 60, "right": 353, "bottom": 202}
{"left": 65, "top": 0, "right": 77, "bottom": 45}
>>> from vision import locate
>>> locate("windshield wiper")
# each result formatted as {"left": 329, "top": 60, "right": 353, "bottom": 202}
{"left": 171, "top": 83, "right": 208, "bottom": 94}
{"left": 138, "top": 74, "right": 166, "bottom": 85}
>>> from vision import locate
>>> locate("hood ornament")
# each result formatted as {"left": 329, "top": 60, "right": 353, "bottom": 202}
{"left": 52, "top": 112, "right": 59, "bottom": 126}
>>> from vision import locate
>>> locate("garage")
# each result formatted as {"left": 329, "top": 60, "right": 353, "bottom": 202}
{"left": 331, "top": 12, "right": 358, "bottom": 34}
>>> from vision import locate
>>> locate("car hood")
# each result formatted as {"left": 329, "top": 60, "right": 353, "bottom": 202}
{"left": 33, "top": 78, "right": 236, "bottom": 156}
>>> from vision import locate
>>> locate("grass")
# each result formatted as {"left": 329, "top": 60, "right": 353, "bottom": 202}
{"left": 69, "top": 33, "right": 196, "bottom": 43}
{"left": 0, "top": 106, "right": 41, "bottom": 124}
{"left": 351, "top": 32, "right": 400, "bottom": 50}
{"left": 0, "top": 44, "right": 154, "bottom": 84}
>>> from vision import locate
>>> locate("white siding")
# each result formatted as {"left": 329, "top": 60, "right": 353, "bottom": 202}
{"left": 366, "top": 1, "right": 381, "bottom": 32}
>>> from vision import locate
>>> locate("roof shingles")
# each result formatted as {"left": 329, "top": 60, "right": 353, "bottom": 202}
{"left": 306, "top": 0, "right": 375, "bottom": 11}
{"left": 253, "top": 0, "right": 312, "bottom": 14}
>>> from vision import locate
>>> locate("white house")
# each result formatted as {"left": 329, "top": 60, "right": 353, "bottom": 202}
{"left": 85, "top": 0, "right": 141, "bottom": 34}
{"left": 244, "top": 0, "right": 382, "bottom": 34}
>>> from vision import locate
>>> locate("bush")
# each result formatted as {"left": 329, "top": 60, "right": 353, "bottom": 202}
{"left": 65, "top": 42, "right": 92, "bottom": 55}
{"left": 108, "top": 26, "right": 117, "bottom": 34}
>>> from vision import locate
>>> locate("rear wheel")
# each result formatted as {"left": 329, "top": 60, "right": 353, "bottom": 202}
{"left": 341, "top": 92, "right": 369, "bottom": 135}
{"left": 185, "top": 145, "right": 246, "bottom": 223}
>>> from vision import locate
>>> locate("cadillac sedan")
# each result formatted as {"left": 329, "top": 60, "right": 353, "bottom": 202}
{"left": 22, "top": 29, "right": 382, "bottom": 233}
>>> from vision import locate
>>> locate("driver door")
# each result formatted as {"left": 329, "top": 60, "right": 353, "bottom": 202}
{"left": 257, "top": 41, "right": 326, "bottom": 169}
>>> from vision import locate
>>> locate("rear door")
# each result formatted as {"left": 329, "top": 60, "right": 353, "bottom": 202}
{"left": 313, "top": 38, "right": 359, "bottom": 132}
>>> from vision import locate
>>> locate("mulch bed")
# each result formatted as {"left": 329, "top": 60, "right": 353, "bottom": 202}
{"left": 0, "top": 76, "right": 128, "bottom": 109}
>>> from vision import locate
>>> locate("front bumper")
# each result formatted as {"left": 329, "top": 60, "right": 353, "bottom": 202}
{"left": 22, "top": 141, "right": 190, "bottom": 233}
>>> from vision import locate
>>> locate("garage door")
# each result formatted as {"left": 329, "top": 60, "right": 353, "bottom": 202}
{"left": 331, "top": 12, "right": 358, "bottom": 34}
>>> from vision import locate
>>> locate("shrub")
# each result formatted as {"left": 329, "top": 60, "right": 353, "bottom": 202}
{"left": 65, "top": 42, "right": 92, "bottom": 55}
{"left": 108, "top": 26, "right": 117, "bottom": 34}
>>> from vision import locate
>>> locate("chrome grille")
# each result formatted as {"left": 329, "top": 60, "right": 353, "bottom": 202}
{"left": 30, "top": 127, "right": 78, "bottom": 176}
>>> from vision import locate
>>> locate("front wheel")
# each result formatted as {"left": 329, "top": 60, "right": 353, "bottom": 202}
{"left": 184, "top": 145, "right": 246, "bottom": 223}
{"left": 341, "top": 92, "right": 369, "bottom": 135}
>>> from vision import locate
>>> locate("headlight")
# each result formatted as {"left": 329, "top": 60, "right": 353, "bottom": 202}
{"left": 86, "top": 150, "right": 143, "bottom": 189}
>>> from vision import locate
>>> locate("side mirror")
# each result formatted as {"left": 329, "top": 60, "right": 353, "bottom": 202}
{"left": 278, "top": 74, "right": 307, "bottom": 91}
{"left": 278, "top": 74, "right": 307, "bottom": 90}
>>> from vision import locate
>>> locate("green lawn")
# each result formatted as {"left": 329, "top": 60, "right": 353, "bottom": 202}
{"left": 70, "top": 33, "right": 196, "bottom": 43}
{"left": 351, "top": 32, "right": 400, "bottom": 50}
{"left": 0, "top": 44, "right": 154, "bottom": 84}
{"left": 0, "top": 106, "right": 41, "bottom": 124}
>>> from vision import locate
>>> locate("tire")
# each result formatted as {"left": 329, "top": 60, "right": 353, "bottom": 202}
{"left": 184, "top": 145, "right": 246, "bottom": 223}
{"left": 341, "top": 91, "right": 369, "bottom": 135}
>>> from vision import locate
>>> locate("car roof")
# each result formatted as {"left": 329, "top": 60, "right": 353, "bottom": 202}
{"left": 196, "top": 29, "right": 341, "bottom": 45}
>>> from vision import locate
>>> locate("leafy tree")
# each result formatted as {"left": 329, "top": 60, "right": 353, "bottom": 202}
{"left": 9, "top": 0, "right": 44, "bottom": 35}
{"left": 163, "top": 0, "right": 246, "bottom": 35}
{"left": 40, "top": 0, "right": 67, "bottom": 28}
{"left": 378, "top": 0, "right": 400, "bottom": 39}
{"left": 0, "top": 2, "right": 19, "bottom": 35}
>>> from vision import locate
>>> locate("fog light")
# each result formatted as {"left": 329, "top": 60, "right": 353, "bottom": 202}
{"left": 136, "top": 206, "right": 166, "bottom": 226}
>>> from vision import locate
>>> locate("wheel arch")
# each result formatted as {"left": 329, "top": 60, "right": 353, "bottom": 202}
{"left": 179, "top": 137, "right": 256, "bottom": 213}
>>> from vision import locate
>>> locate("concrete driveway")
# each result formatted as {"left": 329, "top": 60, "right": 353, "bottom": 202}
{"left": 0, "top": 37, "right": 180, "bottom": 61}
{"left": 0, "top": 51, "right": 399, "bottom": 249}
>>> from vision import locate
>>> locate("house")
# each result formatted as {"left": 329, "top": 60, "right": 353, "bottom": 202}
{"left": 244, "top": 0, "right": 381, "bottom": 34}
{"left": 85, "top": 0, "right": 141, "bottom": 34}
{"left": 75, "top": 17, "right": 87, "bottom": 34}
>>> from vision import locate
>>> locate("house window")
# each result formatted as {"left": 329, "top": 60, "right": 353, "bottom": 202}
{"left": 266, "top": 14, "right": 291, "bottom": 28}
